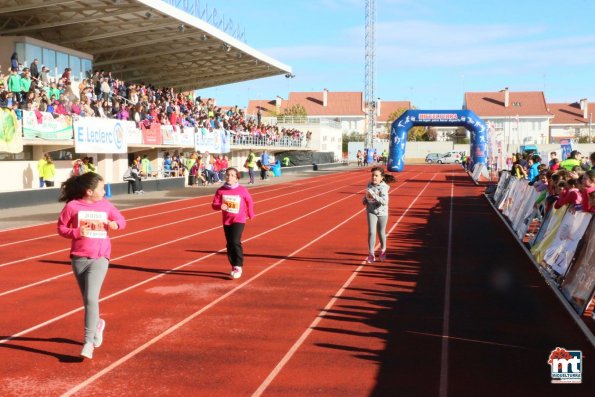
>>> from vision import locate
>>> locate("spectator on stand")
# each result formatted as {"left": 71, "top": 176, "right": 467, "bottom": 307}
{"left": 580, "top": 170, "right": 595, "bottom": 213}
{"left": 37, "top": 153, "right": 48, "bottom": 187}
{"left": 560, "top": 150, "right": 582, "bottom": 171}
{"left": 85, "top": 157, "right": 96, "bottom": 173}
{"left": 260, "top": 150, "right": 271, "bottom": 180}
{"left": 42, "top": 157, "right": 56, "bottom": 187}
{"left": 527, "top": 156, "right": 541, "bottom": 183}
{"left": 554, "top": 179, "right": 581, "bottom": 210}
{"left": 129, "top": 163, "right": 144, "bottom": 194}
{"left": 7, "top": 68, "right": 21, "bottom": 104}
{"left": 548, "top": 152, "right": 558, "bottom": 168}
{"left": 71, "top": 158, "right": 86, "bottom": 176}
{"left": 141, "top": 154, "right": 152, "bottom": 177}
{"left": 245, "top": 150, "right": 256, "bottom": 184}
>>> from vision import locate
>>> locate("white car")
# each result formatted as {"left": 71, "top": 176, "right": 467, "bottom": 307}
{"left": 436, "top": 152, "right": 462, "bottom": 164}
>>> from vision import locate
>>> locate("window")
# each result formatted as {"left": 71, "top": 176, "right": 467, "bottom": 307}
{"left": 69, "top": 55, "right": 81, "bottom": 80}
{"left": 48, "top": 148, "right": 76, "bottom": 161}
{"left": 0, "top": 145, "right": 32, "bottom": 160}
{"left": 42, "top": 48, "right": 56, "bottom": 70}
{"left": 24, "top": 43, "right": 42, "bottom": 67}
{"left": 56, "top": 52, "right": 69, "bottom": 74}
{"left": 82, "top": 58, "right": 92, "bottom": 78}
{"left": 15, "top": 43, "right": 25, "bottom": 66}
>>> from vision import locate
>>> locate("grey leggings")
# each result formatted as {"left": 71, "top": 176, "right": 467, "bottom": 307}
{"left": 71, "top": 256, "right": 109, "bottom": 344}
{"left": 367, "top": 213, "right": 388, "bottom": 254}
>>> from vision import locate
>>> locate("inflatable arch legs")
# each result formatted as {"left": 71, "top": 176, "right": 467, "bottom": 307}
{"left": 387, "top": 109, "right": 488, "bottom": 172}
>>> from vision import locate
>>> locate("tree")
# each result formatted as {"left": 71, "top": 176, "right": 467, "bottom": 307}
{"left": 342, "top": 131, "right": 363, "bottom": 153}
{"left": 386, "top": 108, "right": 407, "bottom": 126}
{"left": 283, "top": 104, "right": 307, "bottom": 116}
{"left": 386, "top": 108, "right": 437, "bottom": 141}
{"left": 449, "top": 127, "right": 468, "bottom": 144}
{"left": 424, "top": 127, "right": 438, "bottom": 141}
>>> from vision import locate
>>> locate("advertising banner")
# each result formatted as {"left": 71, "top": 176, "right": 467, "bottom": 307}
{"left": 73, "top": 117, "right": 128, "bottom": 153}
{"left": 195, "top": 128, "right": 231, "bottom": 154}
{"left": 559, "top": 139, "right": 574, "bottom": 160}
{"left": 531, "top": 205, "right": 568, "bottom": 263}
{"left": 0, "top": 108, "right": 22, "bottom": 154}
{"left": 141, "top": 123, "right": 162, "bottom": 145}
{"left": 22, "top": 110, "right": 72, "bottom": 140}
{"left": 126, "top": 124, "right": 143, "bottom": 145}
{"left": 542, "top": 212, "right": 592, "bottom": 277}
{"left": 561, "top": 221, "right": 595, "bottom": 314}
{"left": 175, "top": 127, "right": 195, "bottom": 147}
{"left": 161, "top": 125, "right": 175, "bottom": 145}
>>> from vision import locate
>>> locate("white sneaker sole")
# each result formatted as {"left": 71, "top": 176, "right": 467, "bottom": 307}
{"left": 93, "top": 319, "right": 105, "bottom": 348}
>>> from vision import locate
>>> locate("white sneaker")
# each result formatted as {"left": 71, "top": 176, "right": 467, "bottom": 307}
{"left": 93, "top": 319, "right": 105, "bottom": 348}
{"left": 230, "top": 266, "right": 243, "bottom": 279}
{"left": 80, "top": 342, "right": 94, "bottom": 359}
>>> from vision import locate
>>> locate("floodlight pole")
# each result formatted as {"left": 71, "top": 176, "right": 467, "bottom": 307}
{"left": 364, "top": 0, "right": 376, "bottom": 150}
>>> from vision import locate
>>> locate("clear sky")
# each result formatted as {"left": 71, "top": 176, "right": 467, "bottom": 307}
{"left": 197, "top": 0, "right": 595, "bottom": 111}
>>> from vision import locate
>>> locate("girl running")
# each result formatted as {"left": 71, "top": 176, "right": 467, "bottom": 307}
{"left": 57, "top": 172, "right": 126, "bottom": 359}
{"left": 363, "top": 166, "right": 396, "bottom": 263}
{"left": 212, "top": 167, "right": 255, "bottom": 279}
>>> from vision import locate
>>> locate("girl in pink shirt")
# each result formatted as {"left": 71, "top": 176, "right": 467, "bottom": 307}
{"left": 211, "top": 167, "right": 255, "bottom": 279}
{"left": 57, "top": 172, "right": 126, "bottom": 359}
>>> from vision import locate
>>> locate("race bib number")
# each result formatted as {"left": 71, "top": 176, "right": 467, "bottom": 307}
{"left": 222, "top": 195, "right": 241, "bottom": 214}
{"left": 78, "top": 211, "right": 107, "bottom": 238}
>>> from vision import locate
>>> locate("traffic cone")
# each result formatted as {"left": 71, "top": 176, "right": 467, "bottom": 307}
{"left": 105, "top": 183, "right": 112, "bottom": 198}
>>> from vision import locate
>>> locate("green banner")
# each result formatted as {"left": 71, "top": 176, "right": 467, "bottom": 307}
{"left": 0, "top": 108, "right": 22, "bottom": 154}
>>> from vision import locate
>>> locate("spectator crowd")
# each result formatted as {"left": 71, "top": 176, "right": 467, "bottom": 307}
{"left": 0, "top": 52, "right": 308, "bottom": 146}
{"left": 507, "top": 150, "right": 595, "bottom": 215}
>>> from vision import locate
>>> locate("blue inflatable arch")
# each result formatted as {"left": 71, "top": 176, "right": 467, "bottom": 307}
{"left": 387, "top": 109, "right": 488, "bottom": 172}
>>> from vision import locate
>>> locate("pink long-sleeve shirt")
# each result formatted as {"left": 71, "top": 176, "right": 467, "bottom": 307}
{"left": 211, "top": 184, "right": 255, "bottom": 225}
{"left": 57, "top": 198, "right": 126, "bottom": 259}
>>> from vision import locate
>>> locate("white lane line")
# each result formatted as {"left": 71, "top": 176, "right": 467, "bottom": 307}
{"left": 0, "top": 175, "right": 350, "bottom": 269}
{"left": 252, "top": 173, "right": 437, "bottom": 396}
{"left": 0, "top": 175, "right": 328, "bottom": 247}
{"left": 439, "top": 171, "right": 455, "bottom": 397}
{"left": 0, "top": 173, "right": 369, "bottom": 297}
{"left": 60, "top": 203, "right": 372, "bottom": 397}
{"left": 2, "top": 171, "right": 414, "bottom": 344}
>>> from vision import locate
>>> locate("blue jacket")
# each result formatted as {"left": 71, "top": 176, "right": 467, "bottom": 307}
{"left": 528, "top": 162, "right": 540, "bottom": 182}
{"left": 261, "top": 152, "right": 269, "bottom": 166}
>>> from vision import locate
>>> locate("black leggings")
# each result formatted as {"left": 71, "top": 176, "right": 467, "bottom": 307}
{"left": 223, "top": 223, "right": 245, "bottom": 268}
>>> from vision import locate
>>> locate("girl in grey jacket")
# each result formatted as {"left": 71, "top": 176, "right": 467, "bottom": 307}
{"left": 363, "top": 166, "right": 396, "bottom": 263}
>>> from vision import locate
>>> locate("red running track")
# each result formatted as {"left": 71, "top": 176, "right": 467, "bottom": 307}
{"left": 0, "top": 165, "right": 593, "bottom": 396}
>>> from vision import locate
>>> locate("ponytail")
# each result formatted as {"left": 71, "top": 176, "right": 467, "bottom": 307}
{"left": 371, "top": 166, "right": 396, "bottom": 184}
{"left": 59, "top": 172, "right": 103, "bottom": 202}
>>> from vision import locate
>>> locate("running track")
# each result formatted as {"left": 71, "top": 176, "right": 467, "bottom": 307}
{"left": 0, "top": 165, "right": 593, "bottom": 396}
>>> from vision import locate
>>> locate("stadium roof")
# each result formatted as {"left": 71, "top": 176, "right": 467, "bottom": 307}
{"left": 0, "top": 0, "right": 292, "bottom": 91}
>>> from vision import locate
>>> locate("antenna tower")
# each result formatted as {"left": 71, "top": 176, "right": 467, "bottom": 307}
{"left": 365, "top": 0, "right": 376, "bottom": 149}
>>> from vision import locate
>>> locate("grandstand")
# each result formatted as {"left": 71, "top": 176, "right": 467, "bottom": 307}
{"left": 0, "top": 0, "right": 312, "bottom": 192}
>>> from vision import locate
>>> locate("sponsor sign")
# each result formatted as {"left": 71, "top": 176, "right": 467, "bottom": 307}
{"left": 74, "top": 117, "right": 127, "bottom": 153}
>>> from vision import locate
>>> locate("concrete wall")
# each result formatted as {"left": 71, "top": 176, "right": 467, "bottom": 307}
{"left": 0, "top": 176, "right": 185, "bottom": 209}
{"left": 347, "top": 141, "right": 595, "bottom": 163}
